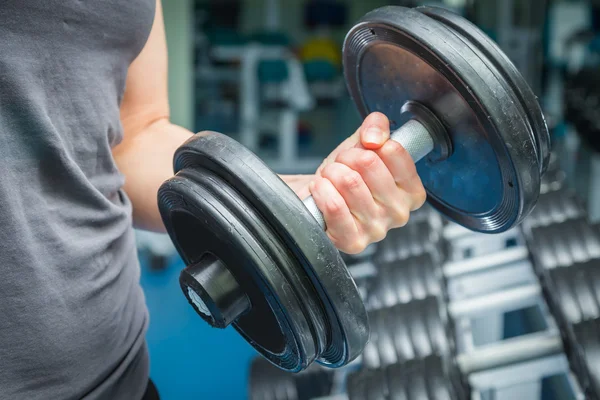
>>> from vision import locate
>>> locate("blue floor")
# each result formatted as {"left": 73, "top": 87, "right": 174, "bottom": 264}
{"left": 139, "top": 255, "right": 256, "bottom": 400}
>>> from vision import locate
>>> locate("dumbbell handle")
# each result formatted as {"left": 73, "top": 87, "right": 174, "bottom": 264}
{"left": 448, "top": 283, "right": 541, "bottom": 319}
{"left": 303, "top": 119, "right": 434, "bottom": 230}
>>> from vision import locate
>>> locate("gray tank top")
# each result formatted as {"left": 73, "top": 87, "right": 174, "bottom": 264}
{"left": 0, "top": 1, "right": 155, "bottom": 399}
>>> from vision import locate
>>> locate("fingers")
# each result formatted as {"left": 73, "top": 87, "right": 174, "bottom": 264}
{"left": 359, "top": 112, "right": 390, "bottom": 150}
{"left": 377, "top": 140, "right": 427, "bottom": 211}
{"left": 308, "top": 112, "right": 427, "bottom": 254}
{"left": 334, "top": 148, "right": 410, "bottom": 227}
{"left": 309, "top": 176, "right": 364, "bottom": 254}
{"left": 319, "top": 162, "right": 378, "bottom": 226}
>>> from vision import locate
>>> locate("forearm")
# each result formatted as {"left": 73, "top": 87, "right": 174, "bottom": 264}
{"left": 113, "top": 119, "right": 193, "bottom": 233}
{"left": 113, "top": 121, "right": 315, "bottom": 232}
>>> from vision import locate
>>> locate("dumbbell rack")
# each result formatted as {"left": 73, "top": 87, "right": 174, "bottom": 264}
{"left": 248, "top": 162, "right": 599, "bottom": 400}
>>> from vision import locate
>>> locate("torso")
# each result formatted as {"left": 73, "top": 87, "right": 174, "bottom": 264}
{"left": 0, "top": 1, "right": 155, "bottom": 398}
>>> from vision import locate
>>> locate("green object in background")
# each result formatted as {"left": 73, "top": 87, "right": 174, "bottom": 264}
{"left": 206, "top": 28, "right": 248, "bottom": 46}
{"left": 258, "top": 60, "right": 289, "bottom": 83}
{"left": 304, "top": 59, "right": 338, "bottom": 82}
{"left": 248, "top": 31, "right": 290, "bottom": 46}
{"left": 250, "top": 31, "right": 291, "bottom": 83}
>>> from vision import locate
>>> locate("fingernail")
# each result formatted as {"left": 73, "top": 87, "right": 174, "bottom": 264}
{"left": 364, "top": 127, "right": 383, "bottom": 144}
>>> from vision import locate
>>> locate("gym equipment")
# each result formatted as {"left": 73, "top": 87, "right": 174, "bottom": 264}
{"left": 363, "top": 245, "right": 531, "bottom": 311}
{"left": 158, "top": 5, "right": 550, "bottom": 371}
{"left": 344, "top": 262, "right": 600, "bottom": 400}
{"left": 526, "top": 217, "right": 600, "bottom": 270}
{"left": 524, "top": 219, "right": 600, "bottom": 398}
{"left": 363, "top": 282, "right": 542, "bottom": 370}
{"left": 361, "top": 216, "right": 598, "bottom": 374}
{"left": 565, "top": 66, "right": 600, "bottom": 153}
{"left": 249, "top": 357, "right": 334, "bottom": 400}
{"left": 522, "top": 188, "right": 584, "bottom": 229}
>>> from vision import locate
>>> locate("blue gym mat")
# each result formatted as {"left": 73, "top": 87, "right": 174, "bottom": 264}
{"left": 140, "top": 256, "right": 255, "bottom": 399}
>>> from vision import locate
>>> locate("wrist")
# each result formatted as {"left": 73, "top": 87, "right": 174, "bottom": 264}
{"left": 279, "top": 174, "right": 315, "bottom": 199}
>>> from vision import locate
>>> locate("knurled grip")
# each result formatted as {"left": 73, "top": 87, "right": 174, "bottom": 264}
{"left": 302, "top": 119, "right": 434, "bottom": 230}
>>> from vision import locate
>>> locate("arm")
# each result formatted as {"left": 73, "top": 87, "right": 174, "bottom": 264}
{"left": 113, "top": 0, "right": 313, "bottom": 233}
{"left": 113, "top": 0, "right": 426, "bottom": 253}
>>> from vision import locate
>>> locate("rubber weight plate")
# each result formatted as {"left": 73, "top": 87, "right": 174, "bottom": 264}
{"left": 347, "top": 355, "right": 467, "bottom": 400}
{"left": 366, "top": 252, "right": 445, "bottom": 310}
{"left": 158, "top": 132, "right": 368, "bottom": 371}
{"left": 343, "top": 6, "right": 549, "bottom": 232}
{"left": 572, "top": 318, "right": 600, "bottom": 398}
{"left": 362, "top": 296, "right": 454, "bottom": 369}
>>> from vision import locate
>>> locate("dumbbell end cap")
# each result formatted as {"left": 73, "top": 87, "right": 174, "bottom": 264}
{"left": 180, "top": 253, "right": 251, "bottom": 329}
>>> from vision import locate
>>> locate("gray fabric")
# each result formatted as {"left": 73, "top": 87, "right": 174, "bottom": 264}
{"left": 0, "top": 1, "right": 156, "bottom": 399}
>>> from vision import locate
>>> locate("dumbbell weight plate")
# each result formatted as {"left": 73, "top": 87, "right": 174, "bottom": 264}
{"left": 572, "top": 318, "right": 600, "bottom": 397}
{"left": 365, "top": 252, "right": 444, "bottom": 310}
{"left": 528, "top": 218, "right": 600, "bottom": 271}
{"left": 418, "top": 6, "right": 550, "bottom": 176}
{"left": 546, "top": 260, "right": 600, "bottom": 325}
{"left": 344, "top": 6, "right": 548, "bottom": 232}
{"left": 348, "top": 356, "right": 467, "bottom": 400}
{"left": 363, "top": 296, "right": 454, "bottom": 369}
{"left": 159, "top": 5, "right": 550, "bottom": 372}
{"left": 158, "top": 134, "right": 368, "bottom": 371}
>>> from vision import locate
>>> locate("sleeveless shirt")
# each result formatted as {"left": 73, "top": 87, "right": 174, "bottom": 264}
{"left": 0, "top": 1, "right": 155, "bottom": 398}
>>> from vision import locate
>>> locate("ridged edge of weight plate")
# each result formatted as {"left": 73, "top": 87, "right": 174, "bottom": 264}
{"left": 362, "top": 296, "right": 455, "bottom": 369}
{"left": 416, "top": 6, "right": 551, "bottom": 176}
{"left": 572, "top": 318, "right": 600, "bottom": 399}
{"left": 366, "top": 252, "right": 445, "bottom": 310}
{"left": 170, "top": 132, "right": 369, "bottom": 368}
{"left": 344, "top": 6, "right": 540, "bottom": 232}
{"left": 348, "top": 355, "right": 466, "bottom": 400}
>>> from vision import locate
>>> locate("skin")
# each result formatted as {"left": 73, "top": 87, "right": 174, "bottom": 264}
{"left": 113, "top": 0, "right": 426, "bottom": 255}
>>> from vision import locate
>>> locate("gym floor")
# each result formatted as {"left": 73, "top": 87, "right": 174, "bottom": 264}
{"left": 140, "top": 255, "right": 255, "bottom": 400}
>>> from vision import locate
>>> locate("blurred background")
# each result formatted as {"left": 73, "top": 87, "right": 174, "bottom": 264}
{"left": 135, "top": 0, "right": 600, "bottom": 398}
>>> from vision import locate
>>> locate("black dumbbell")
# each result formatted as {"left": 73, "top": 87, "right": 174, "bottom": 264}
{"left": 157, "top": 5, "right": 550, "bottom": 371}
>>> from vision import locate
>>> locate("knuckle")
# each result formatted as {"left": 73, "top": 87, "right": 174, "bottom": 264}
{"left": 413, "top": 187, "right": 427, "bottom": 208}
{"left": 342, "top": 171, "right": 363, "bottom": 190}
{"left": 345, "top": 236, "right": 368, "bottom": 255}
{"left": 393, "top": 205, "right": 410, "bottom": 227}
{"left": 358, "top": 151, "right": 380, "bottom": 170}
{"left": 325, "top": 198, "right": 346, "bottom": 216}
{"left": 369, "top": 223, "right": 388, "bottom": 243}
{"left": 320, "top": 163, "right": 337, "bottom": 179}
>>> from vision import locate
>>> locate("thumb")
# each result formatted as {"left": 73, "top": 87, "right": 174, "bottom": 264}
{"left": 359, "top": 112, "right": 390, "bottom": 150}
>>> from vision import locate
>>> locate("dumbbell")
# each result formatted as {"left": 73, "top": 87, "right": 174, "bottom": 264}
{"left": 524, "top": 219, "right": 600, "bottom": 397}
{"left": 521, "top": 188, "right": 585, "bottom": 230}
{"left": 343, "top": 262, "right": 600, "bottom": 400}
{"left": 362, "top": 243, "right": 532, "bottom": 310}
{"left": 157, "top": 5, "right": 550, "bottom": 371}
{"left": 525, "top": 216, "right": 600, "bottom": 270}
{"left": 362, "top": 216, "right": 600, "bottom": 365}
{"left": 362, "top": 282, "right": 543, "bottom": 370}
{"left": 341, "top": 218, "right": 600, "bottom": 399}
{"left": 249, "top": 357, "right": 335, "bottom": 400}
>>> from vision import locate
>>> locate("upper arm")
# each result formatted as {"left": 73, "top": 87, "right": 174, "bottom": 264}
{"left": 119, "top": 0, "right": 170, "bottom": 141}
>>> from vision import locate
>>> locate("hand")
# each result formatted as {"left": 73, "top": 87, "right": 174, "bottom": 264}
{"left": 308, "top": 112, "right": 427, "bottom": 254}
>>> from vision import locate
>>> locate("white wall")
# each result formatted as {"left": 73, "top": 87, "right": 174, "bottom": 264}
{"left": 162, "top": 0, "right": 194, "bottom": 131}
